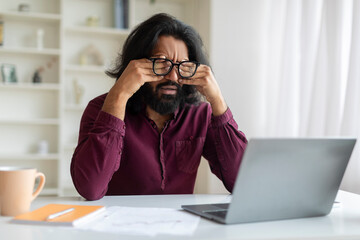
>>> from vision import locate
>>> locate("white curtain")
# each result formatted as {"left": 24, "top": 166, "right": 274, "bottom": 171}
{"left": 257, "top": 0, "right": 360, "bottom": 193}
{"left": 209, "top": 0, "right": 360, "bottom": 194}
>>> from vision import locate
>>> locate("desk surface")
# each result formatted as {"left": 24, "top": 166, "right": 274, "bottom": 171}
{"left": 1, "top": 191, "right": 360, "bottom": 240}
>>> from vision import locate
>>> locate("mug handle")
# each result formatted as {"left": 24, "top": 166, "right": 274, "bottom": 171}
{"left": 31, "top": 172, "right": 46, "bottom": 201}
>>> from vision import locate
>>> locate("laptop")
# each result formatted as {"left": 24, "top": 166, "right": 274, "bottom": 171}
{"left": 182, "top": 138, "right": 356, "bottom": 224}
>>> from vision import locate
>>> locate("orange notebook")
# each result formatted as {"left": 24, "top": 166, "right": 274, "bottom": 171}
{"left": 11, "top": 204, "right": 105, "bottom": 226}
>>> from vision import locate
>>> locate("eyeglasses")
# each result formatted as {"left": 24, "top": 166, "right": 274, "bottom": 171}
{"left": 149, "top": 58, "right": 200, "bottom": 78}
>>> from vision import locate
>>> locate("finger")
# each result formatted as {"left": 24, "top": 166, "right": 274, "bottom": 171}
{"left": 176, "top": 62, "right": 200, "bottom": 78}
{"left": 138, "top": 58, "right": 154, "bottom": 64}
{"left": 152, "top": 60, "right": 172, "bottom": 75}
{"left": 190, "top": 72, "right": 208, "bottom": 79}
{"left": 179, "top": 67, "right": 196, "bottom": 77}
{"left": 180, "top": 65, "right": 211, "bottom": 79}
{"left": 144, "top": 75, "right": 164, "bottom": 83}
{"left": 179, "top": 78, "right": 203, "bottom": 86}
{"left": 137, "top": 67, "right": 163, "bottom": 82}
{"left": 140, "top": 68, "right": 157, "bottom": 75}
{"left": 179, "top": 62, "right": 198, "bottom": 77}
{"left": 153, "top": 66, "right": 170, "bottom": 75}
{"left": 130, "top": 59, "right": 154, "bottom": 69}
{"left": 192, "top": 70, "right": 210, "bottom": 76}
{"left": 196, "top": 64, "right": 211, "bottom": 70}
{"left": 192, "top": 64, "right": 212, "bottom": 74}
{"left": 178, "top": 72, "right": 208, "bottom": 82}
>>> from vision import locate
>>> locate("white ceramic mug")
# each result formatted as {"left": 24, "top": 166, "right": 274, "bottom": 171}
{"left": 0, "top": 167, "right": 45, "bottom": 216}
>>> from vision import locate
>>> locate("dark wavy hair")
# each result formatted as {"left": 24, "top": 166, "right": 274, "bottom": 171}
{"left": 106, "top": 13, "right": 209, "bottom": 114}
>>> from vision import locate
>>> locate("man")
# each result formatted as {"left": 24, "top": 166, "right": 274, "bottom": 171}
{"left": 71, "top": 13, "right": 247, "bottom": 200}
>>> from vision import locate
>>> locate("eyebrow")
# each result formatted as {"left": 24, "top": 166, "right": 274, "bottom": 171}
{"left": 151, "top": 54, "right": 189, "bottom": 62}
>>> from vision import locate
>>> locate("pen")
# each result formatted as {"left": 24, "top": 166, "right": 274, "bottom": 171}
{"left": 46, "top": 208, "right": 75, "bottom": 221}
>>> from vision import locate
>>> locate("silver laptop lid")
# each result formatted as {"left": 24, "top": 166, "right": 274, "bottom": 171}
{"left": 226, "top": 138, "right": 356, "bottom": 224}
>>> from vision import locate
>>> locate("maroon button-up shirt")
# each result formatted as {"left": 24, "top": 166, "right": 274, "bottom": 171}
{"left": 71, "top": 93, "right": 247, "bottom": 200}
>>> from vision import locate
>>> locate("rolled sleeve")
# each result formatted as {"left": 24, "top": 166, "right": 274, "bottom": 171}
{"left": 96, "top": 110, "right": 126, "bottom": 135}
{"left": 210, "top": 108, "right": 233, "bottom": 127}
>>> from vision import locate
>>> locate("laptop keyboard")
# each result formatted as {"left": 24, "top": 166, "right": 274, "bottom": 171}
{"left": 203, "top": 203, "right": 229, "bottom": 219}
{"left": 205, "top": 210, "right": 228, "bottom": 218}
{"left": 211, "top": 203, "right": 230, "bottom": 209}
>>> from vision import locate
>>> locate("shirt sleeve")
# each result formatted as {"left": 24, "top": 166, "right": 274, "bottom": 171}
{"left": 70, "top": 97, "right": 125, "bottom": 200}
{"left": 202, "top": 106, "right": 248, "bottom": 193}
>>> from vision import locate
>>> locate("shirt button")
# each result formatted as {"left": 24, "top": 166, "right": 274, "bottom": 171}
{"left": 122, "top": 125, "right": 126, "bottom": 129}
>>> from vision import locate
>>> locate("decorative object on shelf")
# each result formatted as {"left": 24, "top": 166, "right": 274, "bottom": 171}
{"left": 37, "top": 140, "right": 49, "bottom": 155}
{"left": 0, "top": 18, "right": 3, "bottom": 46}
{"left": 1, "top": 64, "right": 17, "bottom": 83}
{"left": 18, "top": 3, "right": 30, "bottom": 12}
{"left": 32, "top": 70, "right": 42, "bottom": 83}
{"left": 73, "top": 79, "right": 84, "bottom": 105}
{"left": 79, "top": 44, "right": 104, "bottom": 66}
{"left": 86, "top": 15, "right": 100, "bottom": 27}
{"left": 32, "top": 57, "right": 57, "bottom": 84}
{"left": 36, "top": 28, "right": 44, "bottom": 50}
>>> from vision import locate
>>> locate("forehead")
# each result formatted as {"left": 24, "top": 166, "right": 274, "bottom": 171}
{"left": 152, "top": 35, "right": 188, "bottom": 60}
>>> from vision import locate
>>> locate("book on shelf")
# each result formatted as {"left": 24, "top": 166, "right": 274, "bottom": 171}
{"left": 113, "top": 0, "right": 129, "bottom": 29}
{"left": 11, "top": 204, "right": 105, "bottom": 227}
{"left": 123, "top": 0, "right": 129, "bottom": 29}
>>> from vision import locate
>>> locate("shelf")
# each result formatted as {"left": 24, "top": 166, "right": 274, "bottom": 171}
{"left": 0, "top": 118, "right": 60, "bottom": 125}
{"left": 0, "top": 153, "right": 59, "bottom": 161}
{"left": 65, "top": 64, "right": 106, "bottom": 74}
{"left": 0, "top": 47, "right": 61, "bottom": 56}
{"left": 0, "top": 10, "right": 61, "bottom": 22}
{"left": 0, "top": 82, "right": 60, "bottom": 91}
{"left": 65, "top": 26, "right": 130, "bottom": 36}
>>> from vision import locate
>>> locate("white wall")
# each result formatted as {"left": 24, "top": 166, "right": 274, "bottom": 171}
{"left": 209, "top": 0, "right": 266, "bottom": 139}
{"left": 195, "top": 0, "right": 267, "bottom": 194}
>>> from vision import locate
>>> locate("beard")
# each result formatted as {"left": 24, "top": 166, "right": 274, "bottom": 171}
{"left": 142, "top": 81, "right": 185, "bottom": 115}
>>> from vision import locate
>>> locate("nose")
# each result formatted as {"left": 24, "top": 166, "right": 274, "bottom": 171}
{"left": 165, "top": 65, "right": 180, "bottom": 83}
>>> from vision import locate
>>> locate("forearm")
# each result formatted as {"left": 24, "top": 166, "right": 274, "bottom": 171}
{"left": 101, "top": 87, "right": 129, "bottom": 120}
{"left": 71, "top": 111, "right": 125, "bottom": 200}
{"left": 209, "top": 94, "right": 228, "bottom": 116}
{"left": 203, "top": 108, "right": 247, "bottom": 192}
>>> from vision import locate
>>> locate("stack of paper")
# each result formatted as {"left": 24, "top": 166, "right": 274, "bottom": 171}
{"left": 77, "top": 206, "right": 200, "bottom": 236}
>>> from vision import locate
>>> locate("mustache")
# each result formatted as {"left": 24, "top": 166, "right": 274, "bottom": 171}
{"left": 156, "top": 81, "right": 181, "bottom": 91}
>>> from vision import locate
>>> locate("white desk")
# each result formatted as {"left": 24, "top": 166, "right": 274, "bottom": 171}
{"left": 1, "top": 191, "right": 360, "bottom": 240}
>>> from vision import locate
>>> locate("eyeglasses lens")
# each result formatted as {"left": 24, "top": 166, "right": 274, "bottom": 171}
{"left": 154, "top": 59, "right": 172, "bottom": 75}
{"left": 179, "top": 62, "right": 197, "bottom": 78}
{"left": 153, "top": 59, "right": 197, "bottom": 78}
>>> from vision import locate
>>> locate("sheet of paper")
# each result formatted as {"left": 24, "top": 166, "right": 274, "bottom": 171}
{"left": 76, "top": 206, "right": 200, "bottom": 236}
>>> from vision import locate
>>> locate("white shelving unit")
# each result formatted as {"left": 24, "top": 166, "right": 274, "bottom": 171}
{"left": 0, "top": 82, "right": 60, "bottom": 90}
{"left": 0, "top": 0, "right": 210, "bottom": 196}
{"left": 0, "top": 10, "right": 61, "bottom": 21}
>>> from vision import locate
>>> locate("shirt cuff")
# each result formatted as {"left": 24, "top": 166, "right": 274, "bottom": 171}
{"left": 95, "top": 110, "right": 126, "bottom": 133}
{"left": 210, "top": 107, "right": 233, "bottom": 127}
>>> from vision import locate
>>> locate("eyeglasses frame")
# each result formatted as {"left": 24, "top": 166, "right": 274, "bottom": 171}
{"left": 148, "top": 58, "right": 200, "bottom": 78}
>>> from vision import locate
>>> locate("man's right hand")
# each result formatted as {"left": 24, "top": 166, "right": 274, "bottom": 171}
{"left": 101, "top": 59, "right": 163, "bottom": 120}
